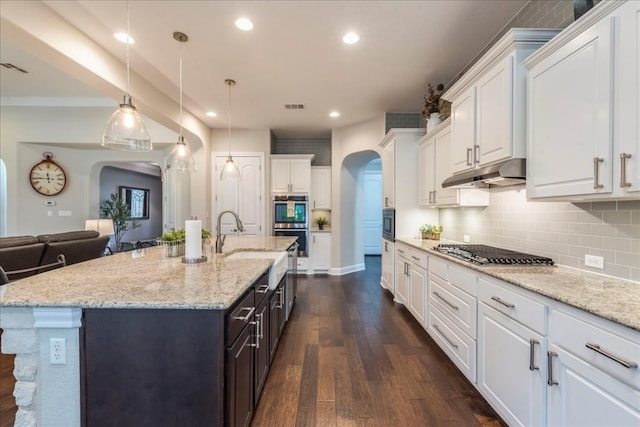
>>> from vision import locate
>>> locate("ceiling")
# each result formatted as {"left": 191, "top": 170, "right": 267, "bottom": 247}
{"left": 1, "top": 0, "right": 528, "bottom": 138}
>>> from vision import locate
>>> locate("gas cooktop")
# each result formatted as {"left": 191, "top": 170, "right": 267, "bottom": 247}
{"left": 434, "top": 244, "right": 554, "bottom": 266}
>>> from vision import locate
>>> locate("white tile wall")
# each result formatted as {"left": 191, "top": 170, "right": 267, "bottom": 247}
{"left": 440, "top": 186, "right": 640, "bottom": 282}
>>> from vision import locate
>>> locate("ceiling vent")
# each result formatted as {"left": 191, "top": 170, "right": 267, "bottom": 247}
{"left": 284, "top": 104, "right": 305, "bottom": 110}
{"left": 0, "top": 63, "right": 28, "bottom": 73}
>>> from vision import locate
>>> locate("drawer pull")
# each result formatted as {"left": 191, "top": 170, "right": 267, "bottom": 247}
{"left": 620, "top": 153, "right": 632, "bottom": 188}
{"left": 233, "top": 306, "right": 255, "bottom": 322}
{"left": 411, "top": 255, "right": 421, "bottom": 262}
{"left": 433, "top": 324, "right": 458, "bottom": 349}
{"left": 249, "top": 321, "right": 258, "bottom": 347}
{"left": 585, "top": 343, "right": 638, "bottom": 369}
{"left": 433, "top": 291, "right": 459, "bottom": 311}
{"left": 547, "top": 351, "right": 558, "bottom": 386}
{"left": 593, "top": 157, "right": 604, "bottom": 189}
{"left": 256, "top": 283, "right": 269, "bottom": 294}
{"left": 491, "top": 296, "right": 515, "bottom": 309}
{"left": 529, "top": 339, "right": 539, "bottom": 371}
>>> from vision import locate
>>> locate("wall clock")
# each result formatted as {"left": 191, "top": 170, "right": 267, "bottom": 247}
{"left": 29, "top": 152, "right": 67, "bottom": 196}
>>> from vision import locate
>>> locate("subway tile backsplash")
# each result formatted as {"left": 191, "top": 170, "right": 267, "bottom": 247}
{"left": 439, "top": 186, "right": 640, "bottom": 282}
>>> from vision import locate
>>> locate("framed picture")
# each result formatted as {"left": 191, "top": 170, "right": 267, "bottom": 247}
{"left": 119, "top": 186, "right": 150, "bottom": 219}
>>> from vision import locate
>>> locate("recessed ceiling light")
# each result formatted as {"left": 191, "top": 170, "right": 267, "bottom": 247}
{"left": 330, "top": 111, "right": 340, "bottom": 118}
{"left": 342, "top": 32, "right": 359, "bottom": 45}
{"left": 114, "top": 32, "right": 135, "bottom": 44}
{"left": 206, "top": 111, "right": 217, "bottom": 117}
{"left": 235, "top": 18, "right": 254, "bottom": 31}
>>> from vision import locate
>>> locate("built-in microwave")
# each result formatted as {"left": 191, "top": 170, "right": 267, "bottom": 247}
{"left": 382, "top": 208, "right": 395, "bottom": 241}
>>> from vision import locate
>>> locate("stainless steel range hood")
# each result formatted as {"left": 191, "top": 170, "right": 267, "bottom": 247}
{"left": 441, "top": 158, "right": 526, "bottom": 188}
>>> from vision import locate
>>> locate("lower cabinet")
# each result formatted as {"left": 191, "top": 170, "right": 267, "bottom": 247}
{"left": 254, "top": 286, "right": 271, "bottom": 404}
{"left": 269, "top": 277, "right": 286, "bottom": 364}
{"left": 310, "top": 232, "right": 331, "bottom": 273}
{"left": 381, "top": 239, "right": 395, "bottom": 291}
{"left": 226, "top": 320, "right": 255, "bottom": 427}
{"left": 394, "top": 244, "right": 410, "bottom": 305}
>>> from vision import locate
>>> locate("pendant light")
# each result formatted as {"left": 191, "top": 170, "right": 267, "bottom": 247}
{"left": 220, "top": 79, "right": 241, "bottom": 181}
{"left": 101, "top": 0, "right": 152, "bottom": 151}
{"left": 166, "top": 31, "right": 196, "bottom": 173}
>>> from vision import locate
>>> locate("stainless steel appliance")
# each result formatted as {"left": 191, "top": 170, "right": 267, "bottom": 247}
{"left": 382, "top": 208, "right": 395, "bottom": 241}
{"left": 273, "top": 195, "right": 309, "bottom": 256}
{"left": 434, "top": 244, "right": 554, "bottom": 266}
{"left": 285, "top": 242, "right": 298, "bottom": 320}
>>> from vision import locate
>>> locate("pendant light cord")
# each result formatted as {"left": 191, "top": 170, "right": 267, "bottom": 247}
{"left": 125, "top": 0, "right": 131, "bottom": 96}
{"left": 179, "top": 42, "right": 183, "bottom": 138}
{"left": 227, "top": 82, "right": 232, "bottom": 156}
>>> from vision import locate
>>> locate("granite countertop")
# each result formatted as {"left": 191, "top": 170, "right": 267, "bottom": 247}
{"left": 396, "top": 237, "right": 640, "bottom": 332}
{"left": 0, "top": 236, "right": 296, "bottom": 311}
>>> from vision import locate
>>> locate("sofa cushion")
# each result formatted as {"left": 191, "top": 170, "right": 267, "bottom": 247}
{"left": 0, "top": 236, "right": 40, "bottom": 249}
{"left": 40, "top": 235, "right": 109, "bottom": 267}
{"left": 0, "top": 242, "right": 46, "bottom": 280}
{"left": 38, "top": 230, "right": 100, "bottom": 243}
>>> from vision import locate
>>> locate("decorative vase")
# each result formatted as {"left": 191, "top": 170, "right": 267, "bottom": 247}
{"left": 421, "top": 231, "right": 429, "bottom": 240}
{"left": 318, "top": 224, "right": 324, "bottom": 230}
{"left": 426, "top": 112, "right": 441, "bottom": 132}
{"left": 429, "top": 232, "right": 441, "bottom": 240}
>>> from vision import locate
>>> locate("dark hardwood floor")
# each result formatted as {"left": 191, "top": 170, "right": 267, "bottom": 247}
{"left": 252, "top": 256, "right": 505, "bottom": 426}
{"left": 0, "top": 256, "right": 504, "bottom": 427}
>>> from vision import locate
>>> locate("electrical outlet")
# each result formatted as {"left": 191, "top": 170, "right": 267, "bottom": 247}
{"left": 585, "top": 254, "right": 604, "bottom": 270}
{"left": 463, "top": 235, "right": 471, "bottom": 243}
{"left": 50, "top": 338, "right": 66, "bottom": 365}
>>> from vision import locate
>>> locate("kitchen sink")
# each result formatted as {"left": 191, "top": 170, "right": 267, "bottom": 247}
{"left": 225, "top": 251, "right": 288, "bottom": 290}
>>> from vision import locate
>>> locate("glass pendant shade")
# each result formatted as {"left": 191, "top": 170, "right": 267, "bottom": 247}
{"left": 220, "top": 155, "right": 241, "bottom": 181}
{"left": 167, "top": 135, "right": 196, "bottom": 173}
{"left": 101, "top": 94, "right": 152, "bottom": 151}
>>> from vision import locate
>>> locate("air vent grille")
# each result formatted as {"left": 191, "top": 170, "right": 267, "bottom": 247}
{"left": 1, "top": 63, "right": 28, "bottom": 73}
{"left": 284, "top": 104, "right": 305, "bottom": 110}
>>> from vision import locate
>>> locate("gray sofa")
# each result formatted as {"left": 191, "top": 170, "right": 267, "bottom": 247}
{"left": 0, "top": 231, "right": 109, "bottom": 282}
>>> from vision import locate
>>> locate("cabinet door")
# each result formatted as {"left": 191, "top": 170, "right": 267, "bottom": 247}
{"left": 310, "top": 232, "right": 331, "bottom": 272}
{"left": 268, "top": 290, "right": 281, "bottom": 363}
{"left": 394, "top": 256, "right": 408, "bottom": 305}
{"left": 381, "top": 239, "right": 394, "bottom": 291}
{"left": 227, "top": 324, "right": 255, "bottom": 427}
{"left": 381, "top": 140, "right": 395, "bottom": 208}
{"left": 418, "top": 137, "right": 436, "bottom": 207}
{"left": 311, "top": 167, "right": 331, "bottom": 209}
{"left": 271, "top": 159, "right": 291, "bottom": 193}
{"left": 450, "top": 87, "right": 476, "bottom": 174}
{"left": 477, "top": 303, "right": 546, "bottom": 427}
{"left": 408, "top": 264, "right": 427, "bottom": 327}
{"left": 476, "top": 55, "right": 513, "bottom": 166}
{"left": 254, "top": 297, "right": 270, "bottom": 404}
{"left": 527, "top": 17, "right": 614, "bottom": 198}
{"left": 289, "top": 159, "right": 311, "bottom": 193}
{"left": 547, "top": 344, "right": 640, "bottom": 426}
{"left": 434, "top": 127, "right": 459, "bottom": 206}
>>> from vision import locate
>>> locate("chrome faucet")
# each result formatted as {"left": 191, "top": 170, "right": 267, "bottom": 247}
{"left": 215, "top": 210, "right": 245, "bottom": 253}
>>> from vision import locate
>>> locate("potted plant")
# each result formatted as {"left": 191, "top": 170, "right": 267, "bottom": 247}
{"left": 429, "top": 225, "right": 443, "bottom": 240}
{"left": 100, "top": 193, "right": 141, "bottom": 250}
{"left": 314, "top": 217, "right": 328, "bottom": 230}
{"left": 422, "top": 83, "right": 445, "bottom": 131}
{"left": 419, "top": 224, "right": 432, "bottom": 239}
{"left": 158, "top": 229, "right": 186, "bottom": 257}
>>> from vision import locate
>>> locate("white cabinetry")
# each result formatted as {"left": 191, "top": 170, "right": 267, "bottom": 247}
{"left": 394, "top": 242, "right": 428, "bottom": 327}
{"left": 546, "top": 305, "right": 640, "bottom": 426}
{"left": 443, "top": 29, "right": 559, "bottom": 175}
{"left": 310, "top": 167, "right": 331, "bottom": 209}
{"left": 427, "top": 256, "right": 478, "bottom": 383}
{"left": 394, "top": 243, "right": 410, "bottom": 305}
{"left": 381, "top": 139, "right": 396, "bottom": 208}
{"left": 525, "top": 1, "right": 640, "bottom": 199}
{"left": 310, "top": 232, "right": 331, "bottom": 273}
{"left": 381, "top": 239, "right": 395, "bottom": 292}
{"left": 271, "top": 155, "right": 313, "bottom": 194}
{"left": 477, "top": 276, "right": 547, "bottom": 427}
{"left": 418, "top": 120, "right": 489, "bottom": 207}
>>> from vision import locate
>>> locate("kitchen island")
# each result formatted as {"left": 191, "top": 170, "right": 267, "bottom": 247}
{"left": 0, "top": 236, "right": 296, "bottom": 427}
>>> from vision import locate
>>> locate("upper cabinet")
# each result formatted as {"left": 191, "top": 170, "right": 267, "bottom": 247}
{"left": 381, "top": 138, "right": 396, "bottom": 208}
{"left": 418, "top": 120, "right": 489, "bottom": 207}
{"left": 271, "top": 154, "right": 314, "bottom": 194}
{"left": 525, "top": 1, "right": 640, "bottom": 200}
{"left": 311, "top": 166, "right": 331, "bottom": 210}
{"left": 443, "top": 29, "right": 560, "bottom": 175}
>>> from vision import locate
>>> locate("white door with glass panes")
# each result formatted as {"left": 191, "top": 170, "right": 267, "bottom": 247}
{"left": 213, "top": 154, "right": 263, "bottom": 236}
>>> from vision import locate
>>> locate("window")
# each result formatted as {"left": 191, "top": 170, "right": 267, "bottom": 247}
{"left": 119, "top": 186, "right": 150, "bottom": 219}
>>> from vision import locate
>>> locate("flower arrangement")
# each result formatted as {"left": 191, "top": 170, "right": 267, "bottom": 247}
{"left": 419, "top": 224, "right": 443, "bottom": 240}
{"left": 422, "top": 83, "right": 445, "bottom": 117}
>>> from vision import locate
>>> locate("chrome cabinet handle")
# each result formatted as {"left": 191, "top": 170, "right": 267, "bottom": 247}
{"left": 411, "top": 255, "right": 420, "bottom": 262}
{"left": 256, "top": 283, "right": 269, "bottom": 294}
{"left": 432, "top": 190, "right": 436, "bottom": 204}
{"left": 405, "top": 262, "right": 410, "bottom": 277}
{"left": 474, "top": 145, "right": 480, "bottom": 164}
{"left": 433, "top": 291, "right": 459, "bottom": 311}
{"left": 313, "top": 200, "right": 317, "bottom": 208}
{"left": 593, "top": 157, "right": 604, "bottom": 189}
{"left": 433, "top": 324, "right": 458, "bottom": 349}
{"left": 384, "top": 241, "right": 388, "bottom": 252}
{"left": 620, "top": 153, "right": 632, "bottom": 188}
{"left": 397, "top": 249, "right": 405, "bottom": 255}
{"left": 529, "top": 339, "right": 540, "bottom": 371}
{"left": 313, "top": 235, "right": 316, "bottom": 244}
{"left": 491, "top": 296, "right": 515, "bottom": 309}
{"left": 466, "top": 148, "right": 472, "bottom": 166}
{"left": 234, "top": 306, "right": 255, "bottom": 322}
{"left": 256, "top": 313, "right": 264, "bottom": 340}
{"left": 585, "top": 343, "right": 638, "bottom": 369}
{"left": 249, "top": 321, "right": 259, "bottom": 348}
{"left": 547, "top": 351, "right": 558, "bottom": 386}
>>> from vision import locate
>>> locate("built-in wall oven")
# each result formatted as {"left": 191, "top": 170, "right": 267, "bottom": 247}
{"left": 273, "top": 195, "right": 309, "bottom": 256}
{"left": 382, "top": 208, "right": 395, "bottom": 241}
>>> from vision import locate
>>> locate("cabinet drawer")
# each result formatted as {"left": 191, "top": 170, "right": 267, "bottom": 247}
{"left": 429, "top": 273, "right": 477, "bottom": 338}
{"left": 226, "top": 289, "right": 256, "bottom": 345}
{"left": 254, "top": 273, "right": 270, "bottom": 306}
{"left": 449, "top": 263, "right": 477, "bottom": 296}
{"left": 428, "top": 306, "right": 477, "bottom": 383}
{"left": 429, "top": 255, "right": 448, "bottom": 280}
{"left": 550, "top": 306, "right": 640, "bottom": 389}
{"left": 396, "top": 243, "right": 410, "bottom": 258}
{"left": 478, "top": 277, "right": 546, "bottom": 335}
{"left": 409, "top": 248, "right": 428, "bottom": 270}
